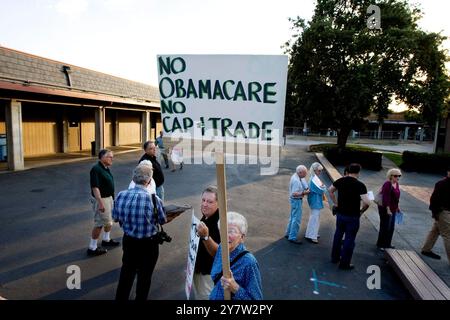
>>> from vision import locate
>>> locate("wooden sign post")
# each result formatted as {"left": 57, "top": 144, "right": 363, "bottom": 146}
{"left": 215, "top": 151, "right": 231, "bottom": 300}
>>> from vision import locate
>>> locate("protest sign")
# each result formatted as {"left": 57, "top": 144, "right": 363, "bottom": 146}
{"left": 185, "top": 211, "right": 200, "bottom": 300}
{"left": 157, "top": 54, "right": 288, "bottom": 145}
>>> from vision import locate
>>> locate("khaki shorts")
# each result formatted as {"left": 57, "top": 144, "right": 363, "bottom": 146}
{"left": 91, "top": 196, "right": 114, "bottom": 228}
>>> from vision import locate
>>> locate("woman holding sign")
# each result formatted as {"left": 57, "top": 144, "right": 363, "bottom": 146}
{"left": 209, "top": 212, "right": 263, "bottom": 300}
{"left": 305, "top": 162, "right": 328, "bottom": 244}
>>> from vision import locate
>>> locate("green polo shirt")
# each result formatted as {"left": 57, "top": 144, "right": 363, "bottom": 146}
{"left": 90, "top": 161, "right": 115, "bottom": 198}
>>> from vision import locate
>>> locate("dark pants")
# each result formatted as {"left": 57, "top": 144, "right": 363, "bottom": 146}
{"left": 331, "top": 214, "right": 360, "bottom": 266}
{"left": 376, "top": 206, "right": 396, "bottom": 248}
{"left": 161, "top": 152, "right": 169, "bottom": 167}
{"left": 115, "top": 234, "right": 159, "bottom": 301}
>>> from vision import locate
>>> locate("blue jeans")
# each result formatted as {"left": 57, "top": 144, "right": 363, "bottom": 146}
{"left": 286, "top": 198, "right": 303, "bottom": 241}
{"left": 156, "top": 185, "right": 165, "bottom": 202}
{"left": 331, "top": 214, "right": 360, "bottom": 266}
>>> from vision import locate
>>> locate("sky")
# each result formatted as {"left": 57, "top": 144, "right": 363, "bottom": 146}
{"left": 0, "top": 0, "right": 449, "bottom": 105}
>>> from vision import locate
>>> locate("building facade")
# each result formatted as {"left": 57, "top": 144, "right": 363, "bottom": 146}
{"left": 0, "top": 46, "right": 162, "bottom": 170}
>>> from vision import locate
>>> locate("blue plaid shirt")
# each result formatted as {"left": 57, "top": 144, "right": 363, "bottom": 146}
{"left": 112, "top": 185, "right": 166, "bottom": 239}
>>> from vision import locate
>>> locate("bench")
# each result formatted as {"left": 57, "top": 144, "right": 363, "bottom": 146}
{"left": 385, "top": 249, "right": 450, "bottom": 300}
{"left": 315, "top": 153, "right": 342, "bottom": 182}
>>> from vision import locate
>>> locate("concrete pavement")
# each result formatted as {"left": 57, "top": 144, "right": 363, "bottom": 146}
{"left": 352, "top": 158, "right": 450, "bottom": 286}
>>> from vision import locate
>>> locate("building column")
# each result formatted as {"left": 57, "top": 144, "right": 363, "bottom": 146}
{"left": 61, "top": 110, "right": 69, "bottom": 153}
{"left": 377, "top": 123, "right": 382, "bottom": 140}
{"left": 404, "top": 127, "right": 409, "bottom": 140}
{"left": 5, "top": 100, "right": 24, "bottom": 171}
{"left": 142, "top": 111, "right": 150, "bottom": 143}
{"left": 113, "top": 110, "right": 119, "bottom": 146}
{"left": 94, "top": 107, "right": 105, "bottom": 155}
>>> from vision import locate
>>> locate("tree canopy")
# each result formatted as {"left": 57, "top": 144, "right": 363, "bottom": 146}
{"left": 284, "top": 0, "right": 449, "bottom": 148}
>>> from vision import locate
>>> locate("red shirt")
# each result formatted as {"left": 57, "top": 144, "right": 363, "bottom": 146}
{"left": 381, "top": 180, "right": 400, "bottom": 212}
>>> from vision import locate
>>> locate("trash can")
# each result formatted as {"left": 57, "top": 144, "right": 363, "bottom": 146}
{"left": 91, "top": 141, "right": 96, "bottom": 156}
{"left": 0, "top": 134, "right": 6, "bottom": 162}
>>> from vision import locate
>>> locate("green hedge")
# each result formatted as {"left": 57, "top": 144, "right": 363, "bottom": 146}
{"left": 401, "top": 151, "right": 450, "bottom": 174}
{"left": 310, "top": 144, "right": 382, "bottom": 171}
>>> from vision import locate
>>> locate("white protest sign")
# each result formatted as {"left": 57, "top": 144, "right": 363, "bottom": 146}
{"left": 185, "top": 211, "right": 200, "bottom": 300}
{"left": 157, "top": 54, "right": 288, "bottom": 145}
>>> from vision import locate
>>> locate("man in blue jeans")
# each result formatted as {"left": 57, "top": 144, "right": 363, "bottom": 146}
{"left": 328, "top": 163, "right": 370, "bottom": 270}
{"left": 285, "top": 165, "right": 310, "bottom": 244}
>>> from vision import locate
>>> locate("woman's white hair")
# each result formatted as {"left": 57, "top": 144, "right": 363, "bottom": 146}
{"left": 227, "top": 211, "right": 248, "bottom": 236}
{"left": 309, "top": 162, "right": 324, "bottom": 180}
{"left": 296, "top": 165, "right": 307, "bottom": 174}
{"left": 132, "top": 164, "right": 153, "bottom": 185}
{"left": 386, "top": 168, "right": 402, "bottom": 180}
{"left": 138, "top": 160, "right": 153, "bottom": 169}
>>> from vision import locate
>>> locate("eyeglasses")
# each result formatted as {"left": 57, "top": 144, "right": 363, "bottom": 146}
{"left": 227, "top": 228, "right": 242, "bottom": 236}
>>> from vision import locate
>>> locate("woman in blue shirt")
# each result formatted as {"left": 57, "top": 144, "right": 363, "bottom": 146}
{"left": 209, "top": 212, "right": 263, "bottom": 300}
{"left": 305, "top": 162, "right": 327, "bottom": 244}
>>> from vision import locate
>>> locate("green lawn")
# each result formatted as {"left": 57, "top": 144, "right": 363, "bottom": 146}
{"left": 383, "top": 152, "right": 403, "bottom": 167}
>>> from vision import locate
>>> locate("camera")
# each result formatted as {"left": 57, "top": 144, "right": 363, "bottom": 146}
{"left": 155, "top": 230, "right": 172, "bottom": 244}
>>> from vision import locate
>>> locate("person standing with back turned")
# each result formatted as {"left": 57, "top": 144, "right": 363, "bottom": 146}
{"left": 328, "top": 163, "right": 371, "bottom": 270}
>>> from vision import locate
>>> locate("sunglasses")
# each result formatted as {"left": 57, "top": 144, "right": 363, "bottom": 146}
{"left": 392, "top": 175, "right": 401, "bottom": 178}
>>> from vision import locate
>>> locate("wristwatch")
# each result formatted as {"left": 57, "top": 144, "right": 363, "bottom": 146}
{"left": 202, "top": 236, "right": 209, "bottom": 241}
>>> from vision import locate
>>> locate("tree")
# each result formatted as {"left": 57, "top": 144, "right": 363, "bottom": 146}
{"left": 284, "top": 0, "right": 449, "bottom": 150}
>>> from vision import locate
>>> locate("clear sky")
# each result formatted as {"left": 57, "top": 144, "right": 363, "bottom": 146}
{"left": 0, "top": 0, "right": 448, "bottom": 90}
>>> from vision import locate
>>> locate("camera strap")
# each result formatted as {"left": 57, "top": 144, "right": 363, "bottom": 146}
{"left": 151, "top": 193, "right": 163, "bottom": 233}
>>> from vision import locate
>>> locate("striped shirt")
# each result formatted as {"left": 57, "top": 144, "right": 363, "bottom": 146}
{"left": 112, "top": 185, "right": 166, "bottom": 239}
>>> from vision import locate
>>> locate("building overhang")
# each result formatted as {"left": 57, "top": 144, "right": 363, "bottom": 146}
{"left": 0, "top": 79, "right": 160, "bottom": 112}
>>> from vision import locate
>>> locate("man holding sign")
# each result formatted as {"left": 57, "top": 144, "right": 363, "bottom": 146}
{"left": 192, "top": 186, "right": 221, "bottom": 300}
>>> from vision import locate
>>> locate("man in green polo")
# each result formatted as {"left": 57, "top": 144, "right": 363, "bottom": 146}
{"left": 88, "top": 149, "right": 120, "bottom": 256}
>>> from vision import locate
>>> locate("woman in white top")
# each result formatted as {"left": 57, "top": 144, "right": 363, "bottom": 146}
{"left": 305, "top": 162, "right": 327, "bottom": 244}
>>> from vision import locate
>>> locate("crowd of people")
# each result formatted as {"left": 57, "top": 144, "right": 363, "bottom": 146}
{"left": 86, "top": 139, "right": 450, "bottom": 300}
{"left": 286, "top": 161, "right": 450, "bottom": 272}
{"left": 87, "top": 140, "right": 262, "bottom": 301}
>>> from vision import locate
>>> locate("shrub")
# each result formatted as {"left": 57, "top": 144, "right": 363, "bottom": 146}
{"left": 401, "top": 151, "right": 450, "bottom": 174}
{"left": 310, "top": 144, "right": 382, "bottom": 171}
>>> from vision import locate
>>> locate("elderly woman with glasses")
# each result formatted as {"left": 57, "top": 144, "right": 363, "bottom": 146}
{"left": 209, "top": 212, "right": 263, "bottom": 300}
{"left": 376, "top": 168, "right": 402, "bottom": 251}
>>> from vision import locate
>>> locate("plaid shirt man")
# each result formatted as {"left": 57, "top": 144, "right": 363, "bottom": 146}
{"left": 112, "top": 185, "right": 166, "bottom": 239}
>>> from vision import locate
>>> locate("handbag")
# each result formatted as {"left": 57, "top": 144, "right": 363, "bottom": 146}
{"left": 374, "top": 189, "right": 383, "bottom": 206}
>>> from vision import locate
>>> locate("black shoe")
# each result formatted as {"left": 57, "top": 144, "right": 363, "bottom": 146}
{"left": 421, "top": 251, "right": 441, "bottom": 260}
{"left": 87, "top": 247, "right": 107, "bottom": 256}
{"left": 284, "top": 235, "right": 289, "bottom": 239}
{"left": 165, "top": 165, "right": 169, "bottom": 169}
{"left": 102, "top": 239, "right": 120, "bottom": 247}
{"left": 288, "top": 239, "right": 302, "bottom": 245}
{"left": 338, "top": 264, "right": 355, "bottom": 270}
{"left": 331, "top": 259, "right": 340, "bottom": 264}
